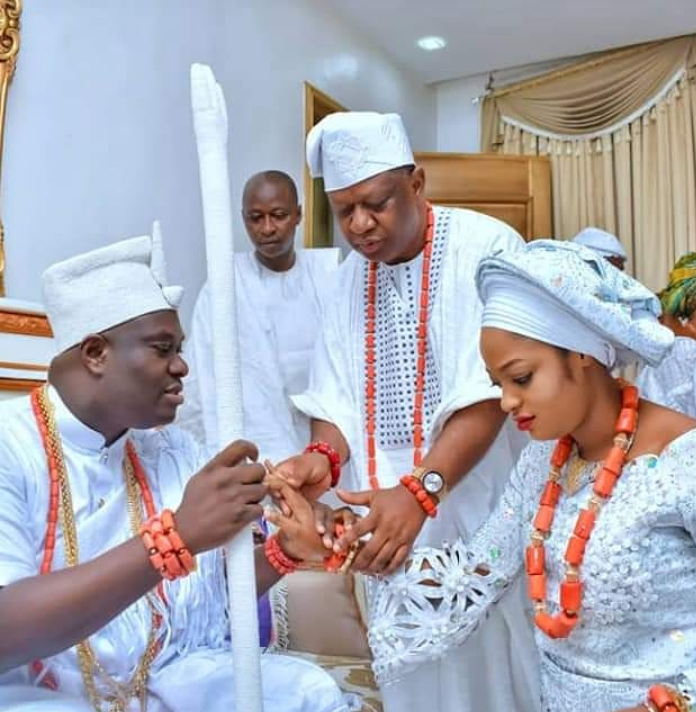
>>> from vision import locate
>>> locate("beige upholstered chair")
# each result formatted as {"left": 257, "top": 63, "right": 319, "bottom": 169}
{"left": 270, "top": 571, "right": 382, "bottom": 712}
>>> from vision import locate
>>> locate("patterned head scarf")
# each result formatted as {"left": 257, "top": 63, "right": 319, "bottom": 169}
{"left": 476, "top": 240, "right": 674, "bottom": 368}
{"left": 659, "top": 252, "right": 696, "bottom": 319}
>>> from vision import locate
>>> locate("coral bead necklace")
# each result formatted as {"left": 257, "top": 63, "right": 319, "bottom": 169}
{"left": 526, "top": 383, "right": 639, "bottom": 639}
{"left": 31, "top": 385, "right": 162, "bottom": 711}
{"left": 364, "top": 204, "right": 435, "bottom": 490}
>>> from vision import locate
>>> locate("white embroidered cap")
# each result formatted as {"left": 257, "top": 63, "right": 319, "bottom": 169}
{"left": 306, "top": 111, "right": 415, "bottom": 192}
{"left": 42, "top": 221, "right": 184, "bottom": 353}
{"left": 572, "top": 227, "right": 627, "bottom": 260}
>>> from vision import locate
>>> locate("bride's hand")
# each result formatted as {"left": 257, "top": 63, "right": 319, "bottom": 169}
{"left": 264, "top": 481, "right": 329, "bottom": 562}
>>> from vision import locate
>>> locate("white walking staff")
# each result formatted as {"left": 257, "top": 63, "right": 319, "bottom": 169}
{"left": 190, "top": 63, "right": 264, "bottom": 712}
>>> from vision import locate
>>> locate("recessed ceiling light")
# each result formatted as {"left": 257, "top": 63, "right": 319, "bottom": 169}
{"left": 417, "top": 36, "right": 447, "bottom": 51}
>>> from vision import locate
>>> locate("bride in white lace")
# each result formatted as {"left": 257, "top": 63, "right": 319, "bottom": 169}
{"left": 368, "top": 240, "right": 696, "bottom": 712}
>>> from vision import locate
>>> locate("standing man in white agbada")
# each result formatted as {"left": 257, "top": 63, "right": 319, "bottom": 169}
{"left": 179, "top": 171, "right": 339, "bottom": 462}
{"left": 274, "top": 112, "right": 540, "bottom": 712}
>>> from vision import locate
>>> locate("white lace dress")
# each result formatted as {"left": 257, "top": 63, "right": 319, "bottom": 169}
{"left": 635, "top": 337, "right": 696, "bottom": 417}
{"left": 369, "top": 430, "right": 696, "bottom": 712}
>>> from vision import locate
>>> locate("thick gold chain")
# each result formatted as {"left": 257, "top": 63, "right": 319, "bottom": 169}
{"left": 36, "top": 386, "right": 160, "bottom": 712}
{"left": 564, "top": 452, "right": 598, "bottom": 496}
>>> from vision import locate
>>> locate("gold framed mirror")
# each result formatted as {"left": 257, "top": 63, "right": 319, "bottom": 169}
{"left": 0, "top": 0, "right": 21, "bottom": 297}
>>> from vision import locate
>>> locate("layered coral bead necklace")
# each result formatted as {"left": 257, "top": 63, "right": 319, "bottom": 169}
{"left": 526, "top": 383, "right": 639, "bottom": 639}
{"left": 364, "top": 204, "right": 434, "bottom": 490}
{"left": 31, "top": 385, "right": 162, "bottom": 712}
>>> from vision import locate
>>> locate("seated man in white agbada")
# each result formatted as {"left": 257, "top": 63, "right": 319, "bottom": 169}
{"left": 179, "top": 170, "right": 339, "bottom": 463}
{"left": 0, "top": 230, "right": 348, "bottom": 712}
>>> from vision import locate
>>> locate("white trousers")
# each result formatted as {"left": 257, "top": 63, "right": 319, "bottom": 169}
{"left": 0, "top": 651, "right": 349, "bottom": 712}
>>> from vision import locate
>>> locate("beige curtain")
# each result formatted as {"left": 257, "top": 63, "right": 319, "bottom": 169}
{"left": 481, "top": 36, "right": 696, "bottom": 292}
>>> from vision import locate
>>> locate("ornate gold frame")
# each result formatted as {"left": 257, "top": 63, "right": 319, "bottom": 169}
{"left": 0, "top": 1, "right": 21, "bottom": 297}
{"left": 0, "top": 301, "right": 52, "bottom": 394}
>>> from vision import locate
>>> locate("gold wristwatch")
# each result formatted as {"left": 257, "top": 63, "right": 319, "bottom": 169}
{"left": 412, "top": 466, "right": 448, "bottom": 504}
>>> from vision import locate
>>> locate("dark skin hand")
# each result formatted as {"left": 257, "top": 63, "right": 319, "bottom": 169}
{"left": 264, "top": 479, "right": 359, "bottom": 558}
{"left": 273, "top": 401, "right": 506, "bottom": 576}
{"left": 335, "top": 400, "right": 507, "bottom": 575}
{"left": 0, "top": 440, "right": 272, "bottom": 674}
{"left": 265, "top": 463, "right": 358, "bottom": 550}
{"left": 270, "top": 419, "right": 350, "bottom": 502}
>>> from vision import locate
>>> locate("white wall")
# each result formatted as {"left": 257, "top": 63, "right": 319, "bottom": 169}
{"left": 3, "top": 0, "right": 435, "bottom": 324}
{"left": 436, "top": 74, "right": 488, "bottom": 153}
{"left": 4, "top": 1, "right": 224, "bottom": 324}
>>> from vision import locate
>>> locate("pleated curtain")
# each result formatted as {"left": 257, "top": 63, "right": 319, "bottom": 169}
{"left": 481, "top": 36, "right": 696, "bottom": 292}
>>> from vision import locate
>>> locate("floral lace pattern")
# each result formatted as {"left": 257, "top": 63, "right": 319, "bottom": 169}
{"left": 369, "top": 431, "right": 696, "bottom": 710}
{"left": 365, "top": 209, "right": 449, "bottom": 450}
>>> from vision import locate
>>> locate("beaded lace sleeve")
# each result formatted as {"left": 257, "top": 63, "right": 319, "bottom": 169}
{"left": 672, "top": 432, "right": 696, "bottom": 708}
{"left": 368, "top": 443, "right": 544, "bottom": 685}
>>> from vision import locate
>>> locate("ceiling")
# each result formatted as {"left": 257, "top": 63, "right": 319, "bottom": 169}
{"left": 325, "top": 0, "right": 696, "bottom": 84}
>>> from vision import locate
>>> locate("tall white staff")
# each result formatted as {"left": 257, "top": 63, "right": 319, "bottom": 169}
{"left": 190, "top": 63, "right": 264, "bottom": 712}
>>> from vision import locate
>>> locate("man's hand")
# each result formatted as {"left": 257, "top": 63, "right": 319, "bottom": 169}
{"left": 268, "top": 452, "right": 332, "bottom": 502}
{"left": 175, "top": 440, "right": 267, "bottom": 555}
{"left": 313, "top": 503, "right": 360, "bottom": 551}
{"left": 334, "top": 484, "right": 427, "bottom": 575}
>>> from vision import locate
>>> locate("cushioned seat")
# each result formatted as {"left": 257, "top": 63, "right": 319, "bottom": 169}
{"left": 269, "top": 571, "right": 381, "bottom": 712}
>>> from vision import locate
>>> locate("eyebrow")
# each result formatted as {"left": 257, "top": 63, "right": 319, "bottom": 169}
{"left": 245, "top": 206, "right": 290, "bottom": 214}
{"left": 145, "top": 331, "right": 185, "bottom": 343}
{"left": 496, "top": 358, "right": 527, "bottom": 372}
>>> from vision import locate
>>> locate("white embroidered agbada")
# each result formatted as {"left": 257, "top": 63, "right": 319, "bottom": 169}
{"left": 0, "top": 389, "right": 347, "bottom": 712}
{"left": 293, "top": 205, "right": 539, "bottom": 712}
{"left": 635, "top": 336, "right": 696, "bottom": 417}
{"left": 368, "top": 241, "right": 695, "bottom": 712}
{"left": 179, "top": 249, "right": 339, "bottom": 460}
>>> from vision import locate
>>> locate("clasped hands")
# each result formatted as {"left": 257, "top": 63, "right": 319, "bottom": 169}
{"left": 265, "top": 452, "right": 428, "bottom": 576}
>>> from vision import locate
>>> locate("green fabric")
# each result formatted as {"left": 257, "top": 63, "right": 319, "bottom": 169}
{"left": 659, "top": 252, "right": 696, "bottom": 318}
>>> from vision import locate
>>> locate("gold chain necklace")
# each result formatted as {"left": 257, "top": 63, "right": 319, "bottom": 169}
{"left": 35, "top": 387, "right": 160, "bottom": 712}
{"left": 565, "top": 434, "right": 636, "bottom": 497}
{"left": 564, "top": 452, "right": 598, "bottom": 496}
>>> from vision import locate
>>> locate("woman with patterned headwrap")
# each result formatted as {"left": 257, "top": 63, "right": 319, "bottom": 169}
{"left": 353, "top": 240, "right": 696, "bottom": 712}
{"left": 658, "top": 252, "right": 696, "bottom": 339}
{"left": 636, "top": 253, "right": 696, "bottom": 416}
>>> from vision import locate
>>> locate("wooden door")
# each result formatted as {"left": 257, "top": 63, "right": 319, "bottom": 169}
{"left": 303, "top": 83, "right": 347, "bottom": 250}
